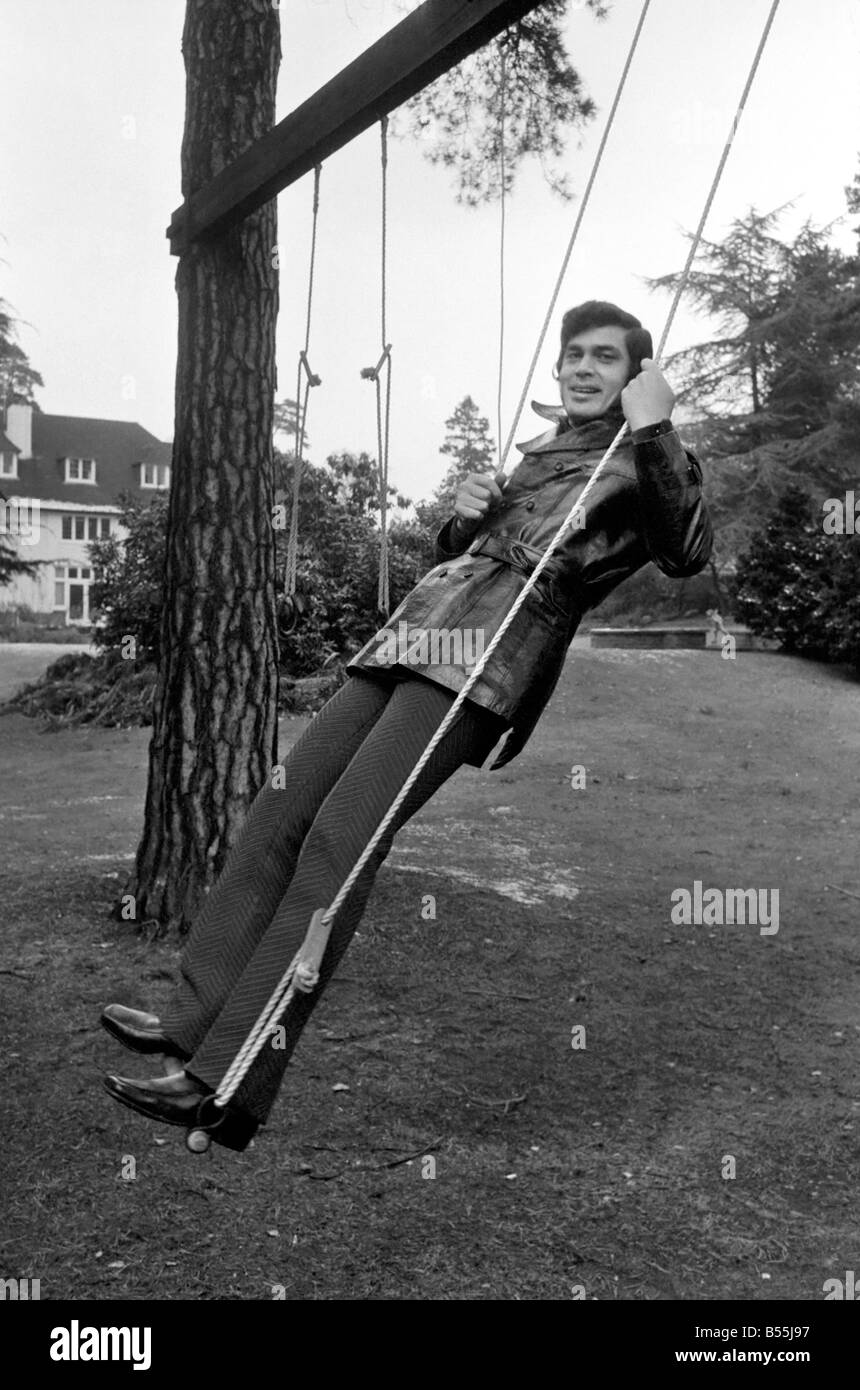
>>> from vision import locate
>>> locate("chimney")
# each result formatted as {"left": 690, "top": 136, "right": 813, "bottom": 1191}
{"left": 5, "top": 402, "right": 33, "bottom": 460}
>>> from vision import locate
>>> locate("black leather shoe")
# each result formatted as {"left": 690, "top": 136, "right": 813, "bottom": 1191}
{"left": 103, "top": 1072, "right": 258, "bottom": 1152}
{"left": 100, "top": 1004, "right": 189, "bottom": 1060}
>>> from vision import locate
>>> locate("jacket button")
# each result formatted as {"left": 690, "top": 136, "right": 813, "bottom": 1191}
{"left": 525, "top": 501, "right": 535, "bottom": 511}
{"left": 554, "top": 462, "right": 563, "bottom": 472}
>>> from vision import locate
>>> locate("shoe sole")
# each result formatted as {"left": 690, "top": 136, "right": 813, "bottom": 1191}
{"left": 103, "top": 1077, "right": 197, "bottom": 1128}
{"left": 100, "top": 1014, "right": 189, "bottom": 1061}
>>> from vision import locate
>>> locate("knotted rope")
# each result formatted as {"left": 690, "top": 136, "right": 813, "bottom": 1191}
{"left": 284, "top": 164, "right": 323, "bottom": 606}
{"left": 361, "top": 116, "right": 393, "bottom": 617}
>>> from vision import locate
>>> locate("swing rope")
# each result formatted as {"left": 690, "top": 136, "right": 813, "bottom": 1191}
{"left": 210, "top": 0, "right": 781, "bottom": 1113}
{"left": 361, "top": 117, "right": 393, "bottom": 617}
{"left": 499, "top": 0, "right": 652, "bottom": 472}
{"left": 285, "top": 164, "right": 323, "bottom": 603}
{"left": 496, "top": 41, "right": 508, "bottom": 469}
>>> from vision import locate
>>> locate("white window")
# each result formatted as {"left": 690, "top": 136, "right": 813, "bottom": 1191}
{"left": 65, "top": 457, "right": 96, "bottom": 483}
{"left": 0, "top": 453, "right": 18, "bottom": 479}
{"left": 141, "top": 462, "right": 170, "bottom": 489}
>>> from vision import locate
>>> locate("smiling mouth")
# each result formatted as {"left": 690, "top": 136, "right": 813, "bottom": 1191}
{"left": 569, "top": 385, "right": 601, "bottom": 395}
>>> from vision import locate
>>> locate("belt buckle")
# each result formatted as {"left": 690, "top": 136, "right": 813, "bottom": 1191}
{"left": 508, "top": 541, "right": 532, "bottom": 573}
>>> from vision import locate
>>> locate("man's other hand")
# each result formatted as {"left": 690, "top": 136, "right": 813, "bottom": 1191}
{"left": 621, "top": 358, "right": 676, "bottom": 433}
{"left": 453, "top": 471, "right": 507, "bottom": 531}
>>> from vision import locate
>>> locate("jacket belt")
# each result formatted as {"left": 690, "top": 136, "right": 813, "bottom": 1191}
{"left": 466, "top": 532, "right": 586, "bottom": 616}
{"left": 466, "top": 532, "right": 566, "bottom": 585}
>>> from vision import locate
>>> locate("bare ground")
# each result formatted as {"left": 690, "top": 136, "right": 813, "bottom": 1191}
{"left": 1, "top": 642, "right": 858, "bottom": 1301}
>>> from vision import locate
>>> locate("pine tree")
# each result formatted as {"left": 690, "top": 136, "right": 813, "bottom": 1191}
{"left": 0, "top": 296, "right": 42, "bottom": 586}
{"left": 649, "top": 204, "right": 860, "bottom": 566}
{"left": 127, "top": 0, "right": 281, "bottom": 932}
{"left": 0, "top": 298, "right": 44, "bottom": 410}
{"left": 439, "top": 395, "right": 496, "bottom": 494}
{"left": 401, "top": 0, "right": 608, "bottom": 205}
{"left": 412, "top": 396, "right": 496, "bottom": 558}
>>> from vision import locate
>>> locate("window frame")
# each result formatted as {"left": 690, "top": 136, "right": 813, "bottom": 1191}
{"left": 64, "top": 456, "right": 97, "bottom": 484}
{"left": 53, "top": 559, "right": 94, "bottom": 623}
{"left": 62, "top": 512, "right": 114, "bottom": 541}
{"left": 141, "top": 461, "right": 170, "bottom": 490}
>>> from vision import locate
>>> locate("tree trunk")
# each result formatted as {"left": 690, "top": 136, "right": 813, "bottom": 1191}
{"left": 126, "top": 0, "right": 281, "bottom": 933}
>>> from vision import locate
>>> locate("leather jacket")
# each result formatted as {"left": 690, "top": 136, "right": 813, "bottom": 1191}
{"left": 347, "top": 406, "right": 713, "bottom": 770}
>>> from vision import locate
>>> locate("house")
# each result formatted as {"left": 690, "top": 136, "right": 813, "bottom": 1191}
{"left": 0, "top": 402, "right": 171, "bottom": 626}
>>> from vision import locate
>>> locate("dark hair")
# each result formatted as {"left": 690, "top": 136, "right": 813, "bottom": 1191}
{"left": 556, "top": 300, "right": 653, "bottom": 380}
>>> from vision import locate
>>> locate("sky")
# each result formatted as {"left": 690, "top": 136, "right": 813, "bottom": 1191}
{"left": 2, "top": 0, "right": 859, "bottom": 506}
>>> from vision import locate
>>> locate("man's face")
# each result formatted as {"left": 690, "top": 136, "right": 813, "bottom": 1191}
{"left": 558, "top": 325, "right": 632, "bottom": 421}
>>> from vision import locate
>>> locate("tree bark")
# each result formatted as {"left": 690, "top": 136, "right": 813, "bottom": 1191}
{"left": 127, "top": 0, "right": 281, "bottom": 933}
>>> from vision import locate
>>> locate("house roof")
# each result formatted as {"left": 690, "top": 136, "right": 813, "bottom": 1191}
{"left": 13, "top": 414, "right": 171, "bottom": 505}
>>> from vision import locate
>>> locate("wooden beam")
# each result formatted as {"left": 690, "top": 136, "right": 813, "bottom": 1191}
{"left": 167, "top": 0, "right": 546, "bottom": 254}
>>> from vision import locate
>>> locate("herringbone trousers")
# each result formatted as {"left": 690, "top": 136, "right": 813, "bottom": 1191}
{"left": 162, "top": 671, "right": 506, "bottom": 1124}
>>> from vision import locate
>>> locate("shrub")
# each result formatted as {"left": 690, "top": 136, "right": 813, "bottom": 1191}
{"left": 731, "top": 485, "right": 860, "bottom": 669}
{"left": 84, "top": 461, "right": 431, "bottom": 679}
{"left": 89, "top": 493, "right": 168, "bottom": 662}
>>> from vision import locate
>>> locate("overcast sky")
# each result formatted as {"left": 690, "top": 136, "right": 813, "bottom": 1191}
{"left": 2, "top": 0, "right": 859, "bottom": 503}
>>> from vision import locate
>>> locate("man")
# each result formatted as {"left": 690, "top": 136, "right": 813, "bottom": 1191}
{"left": 102, "top": 300, "right": 713, "bottom": 1153}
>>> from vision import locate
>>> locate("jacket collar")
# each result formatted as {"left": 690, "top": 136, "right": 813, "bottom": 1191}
{"left": 516, "top": 402, "right": 628, "bottom": 458}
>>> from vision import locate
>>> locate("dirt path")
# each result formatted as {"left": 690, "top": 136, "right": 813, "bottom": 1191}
{"left": 1, "top": 645, "right": 858, "bottom": 1301}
